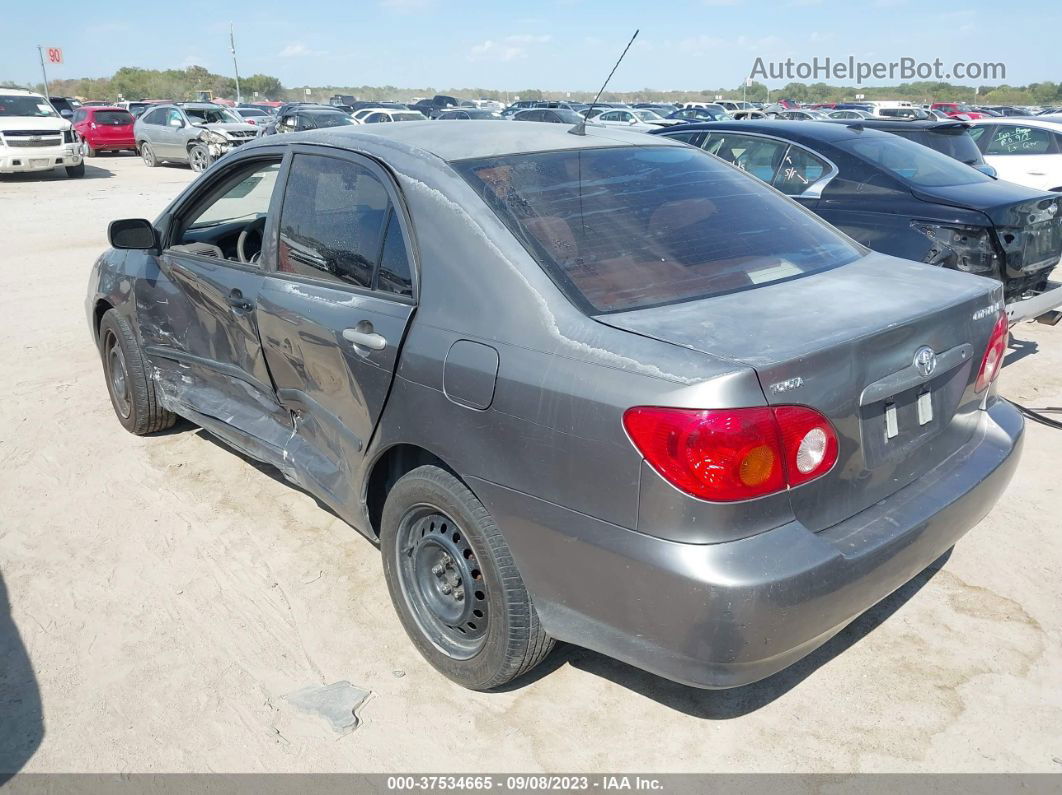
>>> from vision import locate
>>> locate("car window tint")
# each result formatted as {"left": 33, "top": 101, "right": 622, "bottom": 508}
{"left": 94, "top": 110, "right": 133, "bottom": 126}
{"left": 455, "top": 146, "right": 862, "bottom": 313}
{"left": 986, "top": 126, "right": 1055, "bottom": 155}
{"left": 376, "top": 211, "right": 413, "bottom": 297}
{"left": 663, "top": 130, "right": 705, "bottom": 146}
{"left": 773, "top": 146, "right": 829, "bottom": 195}
{"left": 278, "top": 155, "right": 390, "bottom": 289}
{"left": 704, "top": 133, "right": 788, "bottom": 183}
{"left": 841, "top": 136, "right": 992, "bottom": 186}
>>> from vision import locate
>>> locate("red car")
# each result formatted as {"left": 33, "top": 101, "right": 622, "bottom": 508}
{"left": 930, "top": 102, "right": 986, "bottom": 120}
{"left": 71, "top": 106, "right": 136, "bottom": 156}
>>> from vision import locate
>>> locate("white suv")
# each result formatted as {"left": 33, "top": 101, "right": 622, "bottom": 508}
{"left": 0, "top": 88, "right": 85, "bottom": 177}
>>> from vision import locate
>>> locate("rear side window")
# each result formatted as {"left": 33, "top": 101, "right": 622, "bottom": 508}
{"left": 454, "top": 146, "right": 862, "bottom": 313}
{"left": 985, "top": 125, "right": 1058, "bottom": 155}
{"left": 894, "top": 128, "right": 985, "bottom": 166}
{"left": 772, "top": 146, "right": 829, "bottom": 195}
{"left": 278, "top": 154, "right": 403, "bottom": 292}
{"left": 94, "top": 110, "right": 133, "bottom": 126}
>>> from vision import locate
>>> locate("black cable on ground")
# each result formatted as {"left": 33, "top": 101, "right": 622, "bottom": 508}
{"left": 1004, "top": 399, "right": 1062, "bottom": 431}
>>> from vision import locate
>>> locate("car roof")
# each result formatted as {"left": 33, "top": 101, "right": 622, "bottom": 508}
{"left": 0, "top": 88, "right": 40, "bottom": 96}
{"left": 253, "top": 119, "right": 685, "bottom": 162}
{"left": 649, "top": 119, "right": 886, "bottom": 143}
{"left": 970, "top": 116, "right": 1062, "bottom": 128}
{"left": 826, "top": 119, "right": 971, "bottom": 132}
{"left": 84, "top": 106, "right": 128, "bottom": 113}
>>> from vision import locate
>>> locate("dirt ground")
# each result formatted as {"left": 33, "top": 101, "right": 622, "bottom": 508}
{"left": 1, "top": 154, "right": 1060, "bottom": 774}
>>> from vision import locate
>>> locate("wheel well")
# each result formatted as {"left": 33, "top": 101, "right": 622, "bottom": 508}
{"left": 93, "top": 299, "right": 114, "bottom": 341}
{"left": 366, "top": 444, "right": 450, "bottom": 538}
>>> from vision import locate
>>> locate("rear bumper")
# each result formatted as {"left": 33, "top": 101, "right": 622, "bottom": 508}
{"left": 85, "top": 135, "right": 135, "bottom": 150}
{"left": 470, "top": 399, "right": 1024, "bottom": 689}
{"left": 0, "top": 145, "right": 83, "bottom": 173}
{"left": 1007, "top": 279, "right": 1062, "bottom": 324}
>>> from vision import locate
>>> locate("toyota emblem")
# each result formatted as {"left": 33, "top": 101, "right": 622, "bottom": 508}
{"left": 914, "top": 346, "right": 937, "bottom": 378}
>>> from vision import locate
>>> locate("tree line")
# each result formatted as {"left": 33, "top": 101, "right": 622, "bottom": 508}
{"left": 6, "top": 65, "right": 1060, "bottom": 107}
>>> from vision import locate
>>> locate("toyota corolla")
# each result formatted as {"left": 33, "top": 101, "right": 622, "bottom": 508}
{"left": 86, "top": 121, "right": 1023, "bottom": 690}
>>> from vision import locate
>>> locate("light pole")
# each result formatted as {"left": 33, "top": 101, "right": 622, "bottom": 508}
{"left": 36, "top": 46, "right": 50, "bottom": 97}
{"left": 230, "top": 23, "right": 242, "bottom": 104}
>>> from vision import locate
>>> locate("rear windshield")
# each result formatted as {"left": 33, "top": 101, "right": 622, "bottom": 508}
{"left": 93, "top": 110, "right": 133, "bottom": 126}
{"left": 454, "top": 146, "right": 863, "bottom": 313}
{"left": 890, "top": 128, "right": 985, "bottom": 166}
{"left": 310, "top": 113, "right": 356, "bottom": 128}
{"left": 839, "top": 135, "right": 992, "bottom": 187}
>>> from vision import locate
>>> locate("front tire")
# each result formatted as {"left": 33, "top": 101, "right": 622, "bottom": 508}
{"left": 381, "top": 465, "right": 554, "bottom": 690}
{"left": 66, "top": 163, "right": 85, "bottom": 178}
{"left": 98, "top": 309, "right": 176, "bottom": 435}
{"left": 188, "top": 143, "right": 210, "bottom": 173}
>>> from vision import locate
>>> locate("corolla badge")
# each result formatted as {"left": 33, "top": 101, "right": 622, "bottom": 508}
{"left": 914, "top": 346, "right": 937, "bottom": 378}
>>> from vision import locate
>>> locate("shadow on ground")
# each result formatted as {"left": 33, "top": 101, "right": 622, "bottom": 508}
{"left": 0, "top": 164, "right": 113, "bottom": 182}
{"left": 512, "top": 549, "right": 952, "bottom": 718}
{"left": 0, "top": 572, "right": 43, "bottom": 782}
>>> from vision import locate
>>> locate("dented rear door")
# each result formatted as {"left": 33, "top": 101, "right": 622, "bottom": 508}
{"left": 256, "top": 148, "right": 417, "bottom": 510}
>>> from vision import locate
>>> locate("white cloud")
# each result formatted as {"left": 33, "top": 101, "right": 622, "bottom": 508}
{"left": 279, "top": 42, "right": 327, "bottom": 57}
{"left": 468, "top": 40, "right": 527, "bottom": 62}
{"left": 505, "top": 34, "right": 552, "bottom": 44}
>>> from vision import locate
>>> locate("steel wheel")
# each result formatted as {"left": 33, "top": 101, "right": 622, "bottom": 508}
{"left": 103, "top": 328, "right": 131, "bottom": 420}
{"left": 394, "top": 505, "right": 488, "bottom": 660}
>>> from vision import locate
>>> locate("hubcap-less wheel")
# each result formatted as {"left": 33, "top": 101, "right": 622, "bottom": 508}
{"left": 396, "top": 507, "right": 488, "bottom": 659}
{"left": 189, "top": 145, "right": 209, "bottom": 172}
{"left": 104, "top": 329, "right": 131, "bottom": 419}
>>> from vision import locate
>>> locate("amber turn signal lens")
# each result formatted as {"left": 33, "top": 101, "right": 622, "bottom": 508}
{"left": 739, "top": 444, "right": 776, "bottom": 487}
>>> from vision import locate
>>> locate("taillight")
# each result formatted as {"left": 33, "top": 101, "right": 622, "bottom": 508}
{"left": 975, "top": 312, "right": 1009, "bottom": 393}
{"left": 623, "top": 405, "right": 838, "bottom": 502}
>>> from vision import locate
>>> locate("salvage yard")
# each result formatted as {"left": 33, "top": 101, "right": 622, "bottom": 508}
{"left": 2, "top": 154, "right": 1062, "bottom": 773}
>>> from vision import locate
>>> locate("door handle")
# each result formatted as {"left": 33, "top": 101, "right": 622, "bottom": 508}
{"left": 227, "top": 289, "right": 254, "bottom": 312}
{"left": 343, "top": 326, "right": 387, "bottom": 351}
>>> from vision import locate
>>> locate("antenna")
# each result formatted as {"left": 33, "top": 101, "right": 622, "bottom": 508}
{"left": 569, "top": 29, "right": 639, "bottom": 136}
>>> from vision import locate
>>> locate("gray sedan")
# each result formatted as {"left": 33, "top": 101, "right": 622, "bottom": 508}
{"left": 87, "top": 121, "right": 1022, "bottom": 690}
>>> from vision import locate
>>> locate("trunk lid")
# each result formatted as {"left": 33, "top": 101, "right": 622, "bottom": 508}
{"left": 913, "top": 183, "right": 1062, "bottom": 287}
{"left": 597, "top": 253, "right": 1004, "bottom": 532}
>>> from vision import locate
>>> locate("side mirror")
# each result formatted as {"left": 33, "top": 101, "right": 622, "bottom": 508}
{"left": 60, "top": 109, "right": 73, "bottom": 118}
{"left": 109, "top": 218, "right": 159, "bottom": 251}
{"left": 169, "top": 117, "right": 184, "bottom": 128}
{"left": 629, "top": 119, "right": 639, "bottom": 125}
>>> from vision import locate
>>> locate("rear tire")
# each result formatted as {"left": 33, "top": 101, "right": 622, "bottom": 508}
{"left": 140, "top": 142, "right": 159, "bottom": 167}
{"left": 85, "top": 143, "right": 97, "bottom": 157}
{"left": 66, "top": 163, "right": 85, "bottom": 178}
{"left": 381, "top": 465, "right": 554, "bottom": 690}
{"left": 98, "top": 309, "right": 176, "bottom": 435}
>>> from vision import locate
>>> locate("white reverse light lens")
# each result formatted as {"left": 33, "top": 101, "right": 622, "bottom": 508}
{"left": 795, "top": 428, "right": 828, "bottom": 474}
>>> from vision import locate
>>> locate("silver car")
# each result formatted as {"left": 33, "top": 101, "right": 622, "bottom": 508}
{"left": 134, "top": 103, "right": 258, "bottom": 172}
{"left": 87, "top": 121, "right": 1022, "bottom": 690}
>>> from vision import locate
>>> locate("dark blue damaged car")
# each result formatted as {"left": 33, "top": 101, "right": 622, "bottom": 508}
{"left": 86, "top": 121, "right": 1022, "bottom": 690}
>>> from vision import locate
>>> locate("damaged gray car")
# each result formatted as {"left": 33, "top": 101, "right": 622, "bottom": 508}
{"left": 134, "top": 103, "right": 258, "bottom": 172}
{"left": 87, "top": 121, "right": 1023, "bottom": 690}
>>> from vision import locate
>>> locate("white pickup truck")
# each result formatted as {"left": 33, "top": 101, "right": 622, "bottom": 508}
{"left": 0, "top": 88, "right": 85, "bottom": 177}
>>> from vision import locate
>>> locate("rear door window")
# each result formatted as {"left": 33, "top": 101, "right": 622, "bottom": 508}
{"left": 703, "top": 133, "right": 788, "bottom": 183}
{"left": 453, "top": 146, "right": 862, "bottom": 313}
{"left": 278, "top": 154, "right": 393, "bottom": 290}
{"left": 773, "top": 146, "right": 830, "bottom": 195}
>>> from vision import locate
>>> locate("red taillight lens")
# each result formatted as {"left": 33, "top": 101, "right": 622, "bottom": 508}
{"left": 975, "top": 313, "right": 1009, "bottom": 393}
{"left": 623, "top": 405, "right": 838, "bottom": 502}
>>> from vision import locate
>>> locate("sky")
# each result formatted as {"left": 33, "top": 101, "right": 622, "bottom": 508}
{"left": 2, "top": 0, "right": 1059, "bottom": 92}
